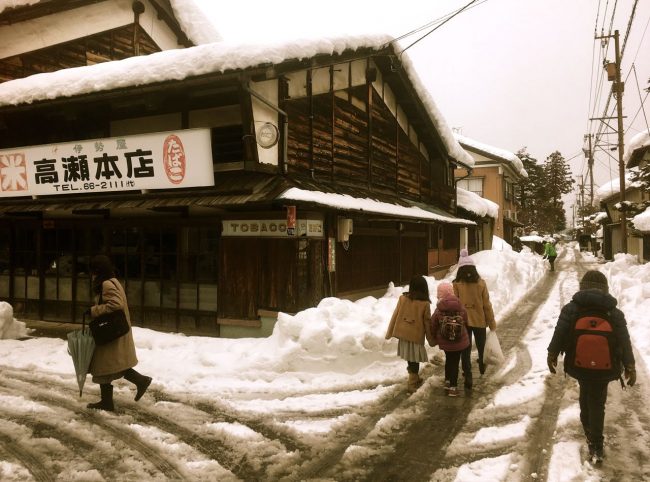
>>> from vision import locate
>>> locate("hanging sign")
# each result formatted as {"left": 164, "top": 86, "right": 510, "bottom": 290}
{"left": 0, "top": 128, "right": 214, "bottom": 197}
{"left": 286, "top": 205, "right": 296, "bottom": 236}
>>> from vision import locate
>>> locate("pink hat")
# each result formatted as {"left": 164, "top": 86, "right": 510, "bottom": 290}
{"left": 436, "top": 282, "right": 454, "bottom": 299}
{"left": 457, "top": 248, "right": 475, "bottom": 268}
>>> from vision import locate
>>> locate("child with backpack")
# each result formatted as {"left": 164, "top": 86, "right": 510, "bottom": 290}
{"left": 431, "top": 282, "right": 470, "bottom": 397}
{"left": 547, "top": 270, "right": 636, "bottom": 465}
{"left": 385, "top": 275, "right": 435, "bottom": 392}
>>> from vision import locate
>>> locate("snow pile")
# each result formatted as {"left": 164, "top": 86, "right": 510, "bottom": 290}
{"left": 457, "top": 187, "right": 499, "bottom": 219}
{"left": 169, "top": 0, "right": 222, "bottom": 45}
{"left": 454, "top": 247, "right": 546, "bottom": 317}
{"left": 0, "top": 302, "right": 29, "bottom": 339}
{"left": 623, "top": 129, "right": 650, "bottom": 165}
{"left": 632, "top": 206, "right": 650, "bottom": 232}
{"left": 266, "top": 247, "right": 545, "bottom": 367}
{"left": 600, "top": 253, "right": 650, "bottom": 371}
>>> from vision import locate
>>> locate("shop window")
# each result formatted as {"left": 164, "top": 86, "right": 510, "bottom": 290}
{"left": 442, "top": 224, "right": 460, "bottom": 250}
{"left": 211, "top": 125, "right": 244, "bottom": 164}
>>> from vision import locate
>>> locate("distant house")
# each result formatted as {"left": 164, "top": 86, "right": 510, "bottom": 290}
{"left": 453, "top": 134, "right": 528, "bottom": 247}
{"left": 456, "top": 187, "right": 498, "bottom": 253}
{"left": 597, "top": 129, "right": 649, "bottom": 262}
{"left": 0, "top": 1, "right": 476, "bottom": 336}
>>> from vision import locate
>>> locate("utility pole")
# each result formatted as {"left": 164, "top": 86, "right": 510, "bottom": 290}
{"left": 613, "top": 30, "right": 627, "bottom": 254}
{"left": 596, "top": 29, "right": 627, "bottom": 253}
{"left": 579, "top": 175, "right": 585, "bottom": 214}
{"left": 588, "top": 134, "right": 594, "bottom": 206}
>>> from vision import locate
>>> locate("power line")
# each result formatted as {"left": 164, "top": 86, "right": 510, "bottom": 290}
{"left": 628, "top": 64, "right": 650, "bottom": 134}
{"left": 398, "top": 0, "right": 484, "bottom": 55}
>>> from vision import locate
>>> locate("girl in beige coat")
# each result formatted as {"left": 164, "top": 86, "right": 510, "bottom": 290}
{"left": 86, "top": 255, "right": 152, "bottom": 411}
{"left": 452, "top": 250, "right": 496, "bottom": 388}
{"left": 385, "top": 275, "right": 434, "bottom": 392}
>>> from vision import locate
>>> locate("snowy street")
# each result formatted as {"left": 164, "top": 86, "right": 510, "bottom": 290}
{"left": 0, "top": 244, "right": 649, "bottom": 481}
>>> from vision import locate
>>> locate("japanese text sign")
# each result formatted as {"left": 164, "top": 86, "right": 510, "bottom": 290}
{"left": 0, "top": 128, "right": 214, "bottom": 197}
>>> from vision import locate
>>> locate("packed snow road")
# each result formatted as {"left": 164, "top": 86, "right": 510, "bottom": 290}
{"left": 0, "top": 245, "right": 648, "bottom": 481}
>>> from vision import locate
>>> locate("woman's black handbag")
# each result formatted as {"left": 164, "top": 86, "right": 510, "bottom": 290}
{"left": 89, "top": 280, "right": 130, "bottom": 345}
{"left": 90, "top": 310, "right": 130, "bottom": 345}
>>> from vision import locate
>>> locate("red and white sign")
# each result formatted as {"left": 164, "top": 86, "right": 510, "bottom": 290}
{"left": 0, "top": 128, "right": 213, "bottom": 197}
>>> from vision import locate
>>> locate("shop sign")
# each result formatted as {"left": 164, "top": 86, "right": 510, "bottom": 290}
{"left": 222, "top": 219, "right": 323, "bottom": 238}
{"left": 286, "top": 205, "right": 296, "bottom": 236}
{"left": 0, "top": 129, "right": 214, "bottom": 198}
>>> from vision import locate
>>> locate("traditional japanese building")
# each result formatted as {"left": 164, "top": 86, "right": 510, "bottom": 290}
{"left": 0, "top": 0, "right": 475, "bottom": 336}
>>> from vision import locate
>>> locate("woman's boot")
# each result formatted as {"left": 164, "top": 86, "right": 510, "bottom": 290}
{"left": 123, "top": 368, "right": 152, "bottom": 402}
{"left": 407, "top": 372, "right": 421, "bottom": 392}
{"left": 87, "top": 384, "right": 114, "bottom": 411}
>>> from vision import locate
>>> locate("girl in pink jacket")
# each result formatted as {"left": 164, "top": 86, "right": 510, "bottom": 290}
{"left": 431, "top": 282, "right": 470, "bottom": 397}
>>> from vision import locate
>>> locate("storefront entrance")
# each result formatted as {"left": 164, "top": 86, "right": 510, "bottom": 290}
{"left": 0, "top": 219, "right": 220, "bottom": 334}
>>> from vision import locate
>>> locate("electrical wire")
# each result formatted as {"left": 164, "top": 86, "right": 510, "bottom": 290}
{"left": 628, "top": 64, "right": 650, "bottom": 134}
{"left": 398, "top": 0, "right": 483, "bottom": 55}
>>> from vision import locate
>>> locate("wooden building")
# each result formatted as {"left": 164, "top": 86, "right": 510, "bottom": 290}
{"left": 0, "top": 1, "right": 475, "bottom": 336}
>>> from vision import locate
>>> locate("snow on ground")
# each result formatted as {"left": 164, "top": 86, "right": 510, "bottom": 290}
{"left": 0, "top": 242, "right": 648, "bottom": 480}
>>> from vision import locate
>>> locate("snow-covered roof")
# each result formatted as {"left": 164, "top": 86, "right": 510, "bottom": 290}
{"left": 0, "top": 0, "right": 38, "bottom": 12}
{"left": 0, "top": 0, "right": 221, "bottom": 46}
{"left": 592, "top": 212, "right": 608, "bottom": 224}
{"left": 456, "top": 187, "right": 499, "bottom": 219}
{"left": 454, "top": 133, "right": 527, "bottom": 178}
{"left": 519, "top": 235, "right": 544, "bottom": 243}
{"left": 278, "top": 187, "right": 475, "bottom": 226}
{"left": 633, "top": 206, "right": 650, "bottom": 232}
{"left": 594, "top": 171, "right": 644, "bottom": 202}
{"left": 0, "top": 34, "right": 472, "bottom": 169}
{"left": 168, "top": 0, "right": 221, "bottom": 45}
{"left": 624, "top": 129, "right": 650, "bottom": 166}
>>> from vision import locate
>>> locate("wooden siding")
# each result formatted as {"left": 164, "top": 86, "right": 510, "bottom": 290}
{"left": 285, "top": 82, "right": 454, "bottom": 208}
{"left": 0, "top": 24, "right": 161, "bottom": 82}
{"left": 218, "top": 237, "right": 326, "bottom": 319}
{"left": 336, "top": 233, "right": 400, "bottom": 293}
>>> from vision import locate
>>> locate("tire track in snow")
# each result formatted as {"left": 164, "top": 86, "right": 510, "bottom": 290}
{"left": 0, "top": 374, "right": 187, "bottom": 481}
{"left": 285, "top": 367, "right": 432, "bottom": 481}
{"left": 521, "top": 248, "right": 598, "bottom": 480}
{"left": 0, "top": 367, "right": 297, "bottom": 481}
{"left": 1, "top": 413, "right": 114, "bottom": 481}
{"left": 0, "top": 431, "right": 53, "bottom": 482}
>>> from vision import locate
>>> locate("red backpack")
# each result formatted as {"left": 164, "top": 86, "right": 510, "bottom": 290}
{"left": 439, "top": 312, "right": 464, "bottom": 342}
{"left": 566, "top": 309, "right": 621, "bottom": 380}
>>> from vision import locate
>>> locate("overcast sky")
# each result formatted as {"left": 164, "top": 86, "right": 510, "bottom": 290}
{"left": 194, "top": 0, "right": 650, "bottom": 215}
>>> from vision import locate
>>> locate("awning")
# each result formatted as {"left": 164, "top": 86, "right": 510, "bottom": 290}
{"left": 0, "top": 170, "right": 474, "bottom": 226}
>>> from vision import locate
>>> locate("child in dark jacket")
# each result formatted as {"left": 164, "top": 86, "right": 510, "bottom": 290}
{"left": 431, "top": 282, "right": 470, "bottom": 397}
{"left": 547, "top": 270, "right": 635, "bottom": 464}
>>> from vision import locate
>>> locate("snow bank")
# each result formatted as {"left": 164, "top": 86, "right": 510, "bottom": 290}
{"left": 600, "top": 253, "right": 650, "bottom": 371}
{"left": 0, "top": 302, "right": 29, "bottom": 339}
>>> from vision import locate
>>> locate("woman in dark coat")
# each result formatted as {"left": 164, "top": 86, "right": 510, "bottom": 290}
{"left": 86, "top": 255, "right": 152, "bottom": 411}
